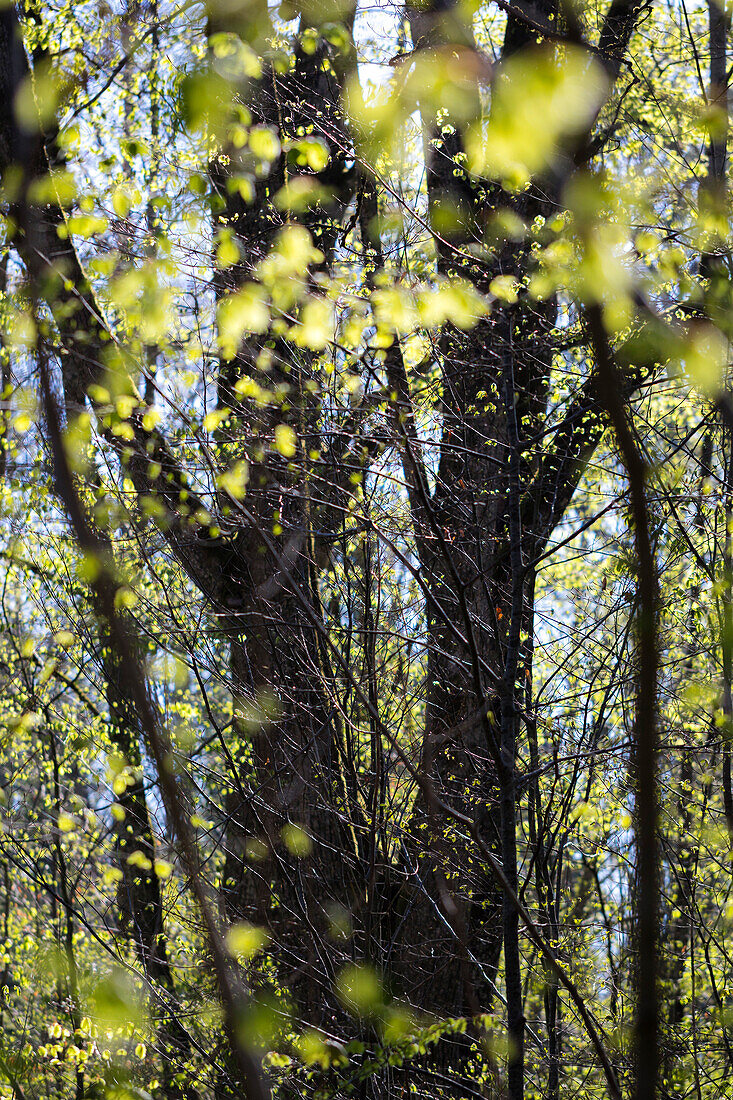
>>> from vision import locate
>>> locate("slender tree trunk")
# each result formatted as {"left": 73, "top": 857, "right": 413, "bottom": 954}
{"left": 0, "top": 14, "right": 193, "bottom": 1093}
{"left": 587, "top": 305, "right": 660, "bottom": 1100}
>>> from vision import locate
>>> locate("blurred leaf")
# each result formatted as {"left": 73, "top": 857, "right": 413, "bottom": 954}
{"left": 680, "top": 322, "right": 729, "bottom": 396}
{"left": 281, "top": 823, "right": 312, "bottom": 856}
{"left": 291, "top": 296, "right": 334, "bottom": 350}
{"left": 248, "top": 126, "right": 281, "bottom": 162}
{"left": 218, "top": 284, "right": 271, "bottom": 359}
{"left": 210, "top": 32, "right": 262, "bottom": 81}
{"left": 180, "top": 70, "right": 231, "bottom": 139}
{"left": 274, "top": 423, "right": 297, "bottom": 458}
{"left": 336, "top": 964, "right": 383, "bottom": 1016}
{"left": 226, "top": 922, "right": 270, "bottom": 960}
{"left": 287, "top": 137, "right": 330, "bottom": 172}
{"left": 467, "top": 46, "right": 607, "bottom": 188}
{"left": 91, "top": 971, "right": 144, "bottom": 1032}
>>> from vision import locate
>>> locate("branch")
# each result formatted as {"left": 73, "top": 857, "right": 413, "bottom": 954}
{"left": 597, "top": 0, "right": 652, "bottom": 80}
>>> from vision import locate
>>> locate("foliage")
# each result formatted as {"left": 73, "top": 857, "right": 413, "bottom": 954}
{"left": 0, "top": 0, "right": 731, "bottom": 1098}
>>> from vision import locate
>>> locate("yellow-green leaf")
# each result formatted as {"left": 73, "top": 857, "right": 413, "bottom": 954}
{"left": 226, "top": 922, "right": 270, "bottom": 960}
{"left": 274, "top": 423, "right": 297, "bottom": 458}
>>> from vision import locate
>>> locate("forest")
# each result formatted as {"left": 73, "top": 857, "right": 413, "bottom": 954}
{"left": 0, "top": 0, "right": 731, "bottom": 1096}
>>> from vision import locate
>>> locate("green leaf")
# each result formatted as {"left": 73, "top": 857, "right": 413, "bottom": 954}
{"left": 288, "top": 137, "right": 330, "bottom": 172}
{"left": 226, "top": 922, "right": 270, "bottom": 960}
{"left": 218, "top": 285, "right": 270, "bottom": 359}
{"left": 274, "top": 423, "right": 297, "bottom": 458}
{"left": 336, "top": 964, "right": 383, "bottom": 1016}
{"left": 467, "top": 46, "right": 607, "bottom": 188}
{"left": 281, "top": 822, "right": 312, "bottom": 856}
{"left": 248, "top": 126, "right": 281, "bottom": 162}
{"left": 91, "top": 971, "right": 144, "bottom": 1032}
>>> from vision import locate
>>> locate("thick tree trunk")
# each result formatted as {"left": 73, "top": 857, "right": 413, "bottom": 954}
{"left": 208, "top": 5, "right": 368, "bottom": 1031}
{"left": 393, "top": 12, "right": 559, "bottom": 1092}
{"left": 392, "top": 1, "right": 646, "bottom": 1090}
